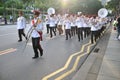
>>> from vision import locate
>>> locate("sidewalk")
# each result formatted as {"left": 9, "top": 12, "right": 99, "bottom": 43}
{"left": 97, "top": 28, "right": 120, "bottom": 80}
{"left": 72, "top": 26, "right": 120, "bottom": 80}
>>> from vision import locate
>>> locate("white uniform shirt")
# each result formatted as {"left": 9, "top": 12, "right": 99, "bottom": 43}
{"left": 58, "top": 18, "right": 63, "bottom": 25}
{"left": 97, "top": 22, "right": 103, "bottom": 30}
{"left": 71, "top": 20, "right": 76, "bottom": 27}
{"left": 76, "top": 17, "right": 83, "bottom": 28}
{"left": 31, "top": 18, "right": 43, "bottom": 38}
{"left": 83, "top": 22, "right": 88, "bottom": 28}
{"left": 17, "top": 16, "right": 26, "bottom": 29}
{"left": 87, "top": 19, "right": 91, "bottom": 28}
{"left": 45, "top": 17, "right": 50, "bottom": 25}
{"left": 55, "top": 17, "right": 58, "bottom": 24}
{"left": 49, "top": 17, "right": 56, "bottom": 27}
{"left": 83, "top": 18, "right": 89, "bottom": 28}
{"left": 64, "top": 19, "right": 71, "bottom": 29}
{"left": 91, "top": 23, "right": 99, "bottom": 31}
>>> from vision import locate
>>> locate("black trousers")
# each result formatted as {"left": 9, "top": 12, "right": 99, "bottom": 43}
{"left": 71, "top": 27, "right": 76, "bottom": 36}
{"left": 46, "top": 24, "right": 49, "bottom": 34}
{"left": 18, "top": 29, "right": 26, "bottom": 41}
{"left": 85, "top": 27, "right": 91, "bottom": 37}
{"left": 77, "top": 28, "right": 83, "bottom": 41}
{"left": 75, "top": 26, "right": 78, "bottom": 34}
{"left": 55, "top": 24, "right": 57, "bottom": 32}
{"left": 32, "top": 37, "right": 43, "bottom": 57}
{"left": 83, "top": 27, "right": 87, "bottom": 38}
{"left": 65, "top": 29, "right": 71, "bottom": 40}
{"left": 91, "top": 31, "right": 97, "bottom": 43}
{"left": 49, "top": 27, "right": 56, "bottom": 38}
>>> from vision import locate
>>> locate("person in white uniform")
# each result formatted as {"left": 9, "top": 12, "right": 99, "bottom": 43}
{"left": 57, "top": 14, "right": 63, "bottom": 35}
{"left": 49, "top": 14, "right": 56, "bottom": 38}
{"left": 45, "top": 15, "right": 50, "bottom": 34}
{"left": 17, "top": 11, "right": 27, "bottom": 42}
{"left": 91, "top": 16, "right": 99, "bottom": 44}
{"left": 76, "top": 15, "right": 84, "bottom": 41}
{"left": 30, "top": 11, "right": 43, "bottom": 59}
{"left": 71, "top": 15, "right": 76, "bottom": 36}
{"left": 64, "top": 15, "right": 71, "bottom": 40}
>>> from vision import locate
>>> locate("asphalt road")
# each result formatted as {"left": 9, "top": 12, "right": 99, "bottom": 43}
{"left": 0, "top": 23, "right": 111, "bottom": 80}
{"left": 0, "top": 24, "right": 92, "bottom": 80}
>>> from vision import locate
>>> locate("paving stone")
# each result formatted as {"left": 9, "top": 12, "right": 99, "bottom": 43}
{"left": 97, "top": 75, "right": 120, "bottom": 80}
{"left": 99, "top": 60, "right": 120, "bottom": 79}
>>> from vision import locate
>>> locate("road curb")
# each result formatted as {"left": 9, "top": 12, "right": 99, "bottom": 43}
{"left": 71, "top": 52, "right": 97, "bottom": 80}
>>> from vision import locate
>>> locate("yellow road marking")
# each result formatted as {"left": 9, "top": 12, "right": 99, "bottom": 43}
{"left": 0, "top": 48, "right": 13, "bottom": 54}
{"left": 55, "top": 53, "right": 87, "bottom": 80}
{"left": 87, "top": 42, "right": 96, "bottom": 53}
{"left": 55, "top": 43, "right": 96, "bottom": 80}
{"left": 0, "top": 48, "right": 17, "bottom": 55}
{"left": 42, "top": 40, "right": 91, "bottom": 80}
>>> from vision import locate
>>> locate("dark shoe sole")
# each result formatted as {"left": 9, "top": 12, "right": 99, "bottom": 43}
{"left": 32, "top": 56, "right": 39, "bottom": 59}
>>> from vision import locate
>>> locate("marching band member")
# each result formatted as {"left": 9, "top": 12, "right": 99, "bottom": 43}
{"left": 91, "top": 16, "right": 99, "bottom": 44}
{"left": 97, "top": 18, "right": 104, "bottom": 38}
{"left": 17, "top": 11, "right": 27, "bottom": 42}
{"left": 83, "top": 16, "right": 89, "bottom": 38}
{"left": 70, "top": 15, "right": 76, "bottom": 36}
{"left": 64, "top": 15, "right": 71, "bottom": 40}
{"left": 49, "top": 14, "right": 56, "bottom": 38}
{"left": 57, "top": 14, "right": 63, "bottom": 35}
{"left": 45, "top": 15, "right": 50, "bottom": 34}
{"left": 87, "top": 17, "right": 92, "bottom": 36}
{"left": 54, "top": 14, "right": 58, "bottom": 32}
{"left": 76, "top": 15, "right": 84, "bottom": 41}
{"left": 31, "top": 10, "right": 43, "bottom": 59}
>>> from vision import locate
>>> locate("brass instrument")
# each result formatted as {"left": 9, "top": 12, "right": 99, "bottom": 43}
{"left": 47, "top": 7, "right": 55, "bottom": 15}
{"left": 98, "top": 8, "right": 108, "bottom": 18}
{"left": 22, "top": 19, "right": 39, "bottom": 53}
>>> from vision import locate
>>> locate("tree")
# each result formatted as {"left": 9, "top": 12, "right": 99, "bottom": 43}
{"left": 106, "top": 0, "right": 120, "bottom": 15}
{"left": 2, "top": 0, "right": 102, "bottom": 14}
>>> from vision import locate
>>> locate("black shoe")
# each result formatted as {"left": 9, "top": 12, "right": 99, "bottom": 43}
{"left": 18, "top": 40, "right": 22, "bottom": 42}
{"left": 32, "top": 56, "right": 39, "bottom": 59}
{"left": 40, "top": 50, "right": 43, "bottom": 56}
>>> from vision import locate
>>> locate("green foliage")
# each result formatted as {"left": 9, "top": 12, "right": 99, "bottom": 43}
{"left": 32, "top": 0, "right": 103, "bottom": 14}
{"left": 106, "top": 0, "right": 120, "bottom": 11}
{"left": 0, "top": 0, "right": 108, "bottom": 14}
{"left": 105, "top": 0, "right": 120, "bottom": 16}
{"left": 0, "top": 7, "right": 4, "bottom": 14}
